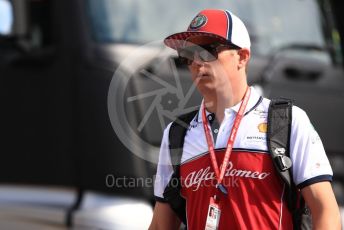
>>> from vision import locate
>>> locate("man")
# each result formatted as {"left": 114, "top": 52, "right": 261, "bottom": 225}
{"left": 149, "top": 9, "right": 341, "bottom": 230}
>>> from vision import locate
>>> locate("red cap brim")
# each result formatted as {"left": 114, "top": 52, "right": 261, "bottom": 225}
{"left": 164, "top": 31, "right": 228, "bottom": 50}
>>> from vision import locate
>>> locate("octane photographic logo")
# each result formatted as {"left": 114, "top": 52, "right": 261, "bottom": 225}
{"left": 108, "top": 40, "right": 201, "bottom": 164}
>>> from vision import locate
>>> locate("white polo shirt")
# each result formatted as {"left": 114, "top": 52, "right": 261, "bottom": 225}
{"left": 154, "top": 87, "right": 332, "bottom": 230}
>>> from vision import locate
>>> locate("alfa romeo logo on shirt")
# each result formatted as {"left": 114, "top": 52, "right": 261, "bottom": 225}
{"left": 189, "top": 14, "right": 207, "bottom": 30}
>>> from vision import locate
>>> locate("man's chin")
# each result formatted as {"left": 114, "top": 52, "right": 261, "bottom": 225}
{"left": 196, "top": 83, "right": 216, "bottom": 95}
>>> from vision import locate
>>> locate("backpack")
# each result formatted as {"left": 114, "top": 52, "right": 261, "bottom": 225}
{"left": 163, "top": 98, "right": 312, "bottom": 230}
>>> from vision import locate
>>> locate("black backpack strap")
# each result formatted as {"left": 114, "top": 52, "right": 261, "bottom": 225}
{"left": 267, "top": 99, "right": 293, "bottom": 186}
{"left": 268, "top": 99, "right": 312, "bottom": 230}
{"left": 168, "top": 111, "right": 198, "bottom": 171}
{"left": 267, "top": 99, "right": 294, "bottom": 208}
{"left": 163, "top": 110, "right": 198, "bottom": 225}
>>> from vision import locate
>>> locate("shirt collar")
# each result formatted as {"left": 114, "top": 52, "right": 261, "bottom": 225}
{"left": 196, "top": 86, "right": 261, "bottom": 122}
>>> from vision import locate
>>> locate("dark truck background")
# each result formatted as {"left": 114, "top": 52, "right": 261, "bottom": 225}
{"left": 0, "top": 0, "right": 344, "bottom": 229}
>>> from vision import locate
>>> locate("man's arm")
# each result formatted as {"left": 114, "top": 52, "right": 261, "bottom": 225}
{"left": 149, "top": 202, "right": 181, "bottom": 230}
{"left": 301, "top": 181, "right": 341, "bottom": 230}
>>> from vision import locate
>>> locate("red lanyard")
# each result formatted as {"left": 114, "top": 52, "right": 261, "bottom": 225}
{"left": 202, "top": 87, "right": 251, "bottom": 195}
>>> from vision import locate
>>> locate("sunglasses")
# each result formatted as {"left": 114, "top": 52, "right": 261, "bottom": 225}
{"left": 177, "top": 43, "right": 240, "bottom": 65}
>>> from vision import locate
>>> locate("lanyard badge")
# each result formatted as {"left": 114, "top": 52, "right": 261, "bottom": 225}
{"left": 205, "top": 196, "right": 221, "bottom": 230}
{"left": 202, "top": 87, "right": 251, "bottom": 230}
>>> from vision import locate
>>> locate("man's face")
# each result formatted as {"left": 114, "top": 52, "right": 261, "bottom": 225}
{"left": 181, "top": 36, "right": 242, "bottom": 97}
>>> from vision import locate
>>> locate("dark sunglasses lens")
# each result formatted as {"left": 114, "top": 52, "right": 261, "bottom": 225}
{"left": 177, "top": 44, "right": 219, "bottom": 65}
{"left": 179, "top": 47, "right": 195, "bottom": 59}
{"left": 198, "top": 48, "right": 217, "bottom": 62}
{"left": 177, "top": 56, "right": 192, "bottom": 65}
{"left": 178, "top": 47, "right": 195, "bottom": 65}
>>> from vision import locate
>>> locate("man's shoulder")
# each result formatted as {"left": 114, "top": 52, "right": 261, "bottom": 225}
{"left": 291, "top": 104, "right": 308, "bottom": 118}
{"left": 163, "top": 122, "right": 173, "bottom": 137}
{"left": 262, "top": 97, "right": 311, "bottom": 130}
{"left": 163, "top": 110, "right": 199, "bottom": 138}
{"left": 261, "top": 97, "right": 308, "bottom": 118}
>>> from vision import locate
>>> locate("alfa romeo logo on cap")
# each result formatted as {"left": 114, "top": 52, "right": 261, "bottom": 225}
{"left": 189, "top": 14, "right": 207, "bottom": 30}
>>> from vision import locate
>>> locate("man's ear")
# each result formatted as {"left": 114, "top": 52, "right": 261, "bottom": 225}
{"left": 237, "top": 48, "right": 250, "bottom": 69}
